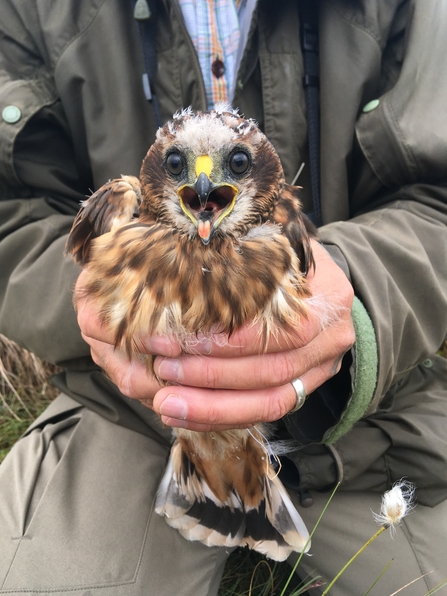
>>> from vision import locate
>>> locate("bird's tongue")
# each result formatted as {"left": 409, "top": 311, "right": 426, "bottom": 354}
{"left": 198, "top": 219, "right": 211, "bottom": 240}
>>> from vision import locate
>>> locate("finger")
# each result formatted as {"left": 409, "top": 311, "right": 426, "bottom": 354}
{"left": 179, "top": 312, "right": 322, "bottom": 358}
{"left": 77, "top": 295, "right": 116, "bottom": 344}
{"left": 155, "top": 351, "right": 300, "bottom": 390}
{"left": 87, "top": 336, "right": 162, "bottom": 400}
{"left": 153, "top": 383, "right": 298, "bottom": 429}
{"left": 154, "top": 351, "right": 349, "bottom": 431}
{"left": 137, "top": 335, "right": 183, "bottom": 358}
{"left": 154, "top": 318, "right": 355, "bottom": 390}
{"left": 157, "top": 418, "right": 255, "bottom": 432}
{"left": 297, "top": 354, "right": 345, "bottom": 396}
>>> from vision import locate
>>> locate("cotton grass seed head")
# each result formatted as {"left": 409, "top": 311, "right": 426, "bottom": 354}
{"left": 373, "top": 480, "right": 416, "bottom": 532}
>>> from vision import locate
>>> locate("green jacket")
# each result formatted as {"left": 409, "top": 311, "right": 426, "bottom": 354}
{"left": 1, "top": 0, "right": 447, "bottom": 505}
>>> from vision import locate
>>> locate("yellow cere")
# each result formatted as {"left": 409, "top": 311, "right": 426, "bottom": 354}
{"left": 195, "top": 155, "right": 213, "bottom": 178}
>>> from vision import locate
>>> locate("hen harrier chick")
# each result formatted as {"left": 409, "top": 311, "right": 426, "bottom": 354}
{"left": 66, "top": 106, "right": 316, "bottom": 561}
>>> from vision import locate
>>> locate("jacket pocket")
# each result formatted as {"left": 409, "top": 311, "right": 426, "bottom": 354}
{"left": 0, "top": 76, "right": 58, "bottom": 189}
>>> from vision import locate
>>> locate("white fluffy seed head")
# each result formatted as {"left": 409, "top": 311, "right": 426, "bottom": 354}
{"left": 373, "top": 480, "right": 416, "bottom": 532}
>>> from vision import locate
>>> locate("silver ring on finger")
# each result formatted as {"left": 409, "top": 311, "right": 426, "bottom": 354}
{"left": 289, "top": 378, "right": 307, "bottom": 413}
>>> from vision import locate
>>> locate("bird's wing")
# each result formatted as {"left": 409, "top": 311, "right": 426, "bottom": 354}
{"left": 272, "top": 184, "right": 316, "bottom": 275}
{"left": 65, "top": 175, "right": 142, "bottom": 265}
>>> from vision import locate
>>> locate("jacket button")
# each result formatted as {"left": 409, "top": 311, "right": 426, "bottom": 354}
{"left": 422, "top": 358, "right": 433, "bottom": 368}
{"left": 134, "top": 0, "right": 151, "bottom": 20}
{"left": 2, "top": 105, "right": 22, "bottom": 124}
{"left": 362, "top": 99, "right": 380, "bottom": 113}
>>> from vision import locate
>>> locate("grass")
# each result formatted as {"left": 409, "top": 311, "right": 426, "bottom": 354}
{"left": 0, "top": 333, "right": 59, "bottom": 463}
{"left": 1, "top": 333, "right": 446, "bottom": 595}
{"left": 218, "top": 549, "right": 313, "bottom": 596}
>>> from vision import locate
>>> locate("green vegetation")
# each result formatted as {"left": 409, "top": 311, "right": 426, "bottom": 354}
{"left": 218, "top": 549, "right": 312, "bottom": 596}
{"left": 0, "top": 334, "right": 58, "bottom": 463}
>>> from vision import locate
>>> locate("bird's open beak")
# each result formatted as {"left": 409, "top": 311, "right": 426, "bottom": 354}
{"left": 178, "top": 156, "right": 238, "bottom": 245}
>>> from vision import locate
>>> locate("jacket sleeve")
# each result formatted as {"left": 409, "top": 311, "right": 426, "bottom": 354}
{"left": 0, "top": 24, "right": 91, "bottom": 366}
{"left": 288, "top": 0, "right": 447, "bottom": 455}
{"left": 320, "top": 192, "right": 447, "bottom": 416}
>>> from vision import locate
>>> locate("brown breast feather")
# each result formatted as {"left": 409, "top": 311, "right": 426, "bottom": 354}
{"left": 81, "top": 221, "right": 311, "bottom": 355}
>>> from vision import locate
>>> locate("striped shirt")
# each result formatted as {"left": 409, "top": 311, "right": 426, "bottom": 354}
{"left": 179, "top": 0, "right": 248, "bottom": 109}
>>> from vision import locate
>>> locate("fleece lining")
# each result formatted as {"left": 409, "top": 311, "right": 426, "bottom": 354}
{"left": 323, "top": 296, "right": 378, "bottom": 444}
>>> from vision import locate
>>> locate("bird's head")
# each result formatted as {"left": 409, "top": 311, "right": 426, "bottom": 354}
{"left": 139, "top": 106, "right": 285, "bottom": 244}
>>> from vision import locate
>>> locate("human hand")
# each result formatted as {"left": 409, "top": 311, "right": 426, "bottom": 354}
{"left": 75, "top": 268, "right": 182, "bottom": 400}
{"left": 75, "top": 240, "right": 355, "bottom": 432}
{"left": 151, "top": 239, "right": 355, "bottom": 431}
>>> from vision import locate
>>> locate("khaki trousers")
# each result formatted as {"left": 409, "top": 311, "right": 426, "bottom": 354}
{"left": 1, "top": 390, "right": 446, "bottom": 595}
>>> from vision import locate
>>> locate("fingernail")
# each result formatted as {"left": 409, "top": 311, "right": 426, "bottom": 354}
{"left": 195, "top": 336, "right": 213, "bottom": 355}
{"left": 159, "top": 394, "right": 188, "bottom": 420}
{"left": 144, "top": 336, "right": 174, "bottom": 357}
{"left": 158, "top": 358, "right": 181, "bottom": 381}
{"left": 161, "top": 416, "right": 188, "bottom": 429}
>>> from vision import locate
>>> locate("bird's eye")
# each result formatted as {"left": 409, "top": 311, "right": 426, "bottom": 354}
{"left": 166, "top": 152, "right": 184, "bottom": 176}
{"left": 229, "top": 151, "right": 250, "bottom": 175}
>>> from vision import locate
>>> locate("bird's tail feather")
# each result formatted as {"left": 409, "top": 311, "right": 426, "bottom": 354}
{"left": 155, "top": 438, "right": 310, "bottom": 561}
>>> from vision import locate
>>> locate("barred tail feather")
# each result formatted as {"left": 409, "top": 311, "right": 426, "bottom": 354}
{"left": 155, "top": 442, "right": 245, "bottom": 547}
{"left": 265, "top": 472, "right": 311, "bottom": 551}
{"left": 155, "top": 438, "right": 310, "bottom": 561}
